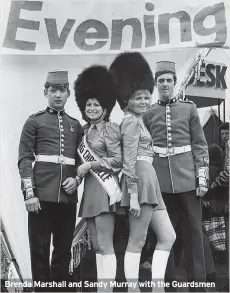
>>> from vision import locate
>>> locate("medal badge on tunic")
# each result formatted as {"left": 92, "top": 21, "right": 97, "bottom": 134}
{"left": 70, "top": 125, "right": 75, "bottom": 133}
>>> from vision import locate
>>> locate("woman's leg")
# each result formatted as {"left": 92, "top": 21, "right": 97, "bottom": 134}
{"left": 149, "top": 209, "right": 176, "bottom": 291}
{"left": 95, "top": 212, "right": 117, "bottom": 282}
{"left": 86, "top": 218, "right": 100, "bottom": 252}
{"left": 86, "top": 218, "right": 103, "bottom": 281}
{"left": 125, "top": 204, "right": 153, "bottom": 289}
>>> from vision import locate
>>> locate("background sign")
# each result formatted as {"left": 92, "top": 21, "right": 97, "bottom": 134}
{"left": 186, "top": 60, "right": 227, "bottom": 107}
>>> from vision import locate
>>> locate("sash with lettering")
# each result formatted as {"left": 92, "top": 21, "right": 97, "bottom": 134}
{"left": 77, "top": 135, "right": 122, "bottom": 206}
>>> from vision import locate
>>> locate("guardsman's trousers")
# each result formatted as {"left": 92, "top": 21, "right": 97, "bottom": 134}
{"left": 28, "top": 201, "right": 76, "bottom": 292}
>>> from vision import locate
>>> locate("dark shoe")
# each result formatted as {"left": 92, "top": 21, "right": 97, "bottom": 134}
{"left": 206, "top": 272, "right": 216, "bottom": 283}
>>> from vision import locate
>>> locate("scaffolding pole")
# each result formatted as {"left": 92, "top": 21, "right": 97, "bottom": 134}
{"left": 223, "top": 100, "right": 226, "bottom": 122}
{"left": 218, "top": 100, "right": 221, "bottom": 145}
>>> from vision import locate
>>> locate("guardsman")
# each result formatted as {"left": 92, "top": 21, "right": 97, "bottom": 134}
{"left": 142, "top": 61, "right": 209, "bottom": 291}
{"left": 18, "top": 71, "right": 83, "bottom": 291}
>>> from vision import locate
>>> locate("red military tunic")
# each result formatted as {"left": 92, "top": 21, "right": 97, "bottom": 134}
{"left": 18, "top": 107, "right": 83, "bottom": 203}
{"left": 143, "top": 98, "right": 209, "bottom": 194}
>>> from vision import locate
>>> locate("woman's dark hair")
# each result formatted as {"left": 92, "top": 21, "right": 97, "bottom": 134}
{"left": 79, "top": 99, "right": 110, "bottom": 123}
{"left": 220, "top": 122, "right": 229, "bottom": 131}
{"left": 74, "top": 65, "right": 117, "bottom": 122}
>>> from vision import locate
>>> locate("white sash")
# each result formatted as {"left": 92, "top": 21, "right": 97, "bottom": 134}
{"left": 77, "top": 136, "right": 122, "bottom": 206}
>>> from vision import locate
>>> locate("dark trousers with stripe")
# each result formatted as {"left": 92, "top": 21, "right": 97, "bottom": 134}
{"left": 28, "top": 201, "right": 77, "bottom": 292}
{"left": 162, "top": 191, "right": 206, "bottom": 292}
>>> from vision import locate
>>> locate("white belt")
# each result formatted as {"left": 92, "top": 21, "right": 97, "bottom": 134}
{"left": 35, "top": 155, "right": 75, "bottom": 165}
{"left": 136, "top": 155, "right": 153, "bottom": 163}
{"left": 153, "top": 145, "right": 191, "bottom": 156}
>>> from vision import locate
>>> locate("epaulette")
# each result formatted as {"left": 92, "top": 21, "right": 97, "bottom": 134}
{"left": 179, "top": 98, "right": 194, "bottom": 105}
{"left": 66, "top": 113, "right": 79, "bottom": 122}
{"left": 33, "top": 110, "right": 45, "bottom": 116}
{"left": 149, "top": 103, "right": 157, "bottom": 108}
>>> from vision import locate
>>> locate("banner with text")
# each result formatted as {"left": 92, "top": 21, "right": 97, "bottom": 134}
{"left": 1, "top": 0, "right": 230, "bottom": 55}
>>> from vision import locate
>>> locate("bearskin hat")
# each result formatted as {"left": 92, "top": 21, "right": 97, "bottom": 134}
{"left": 74, "top": 65, "right": 117, "bottom": 121}
{"left": 109, "top": 52, "right": 154, "bottom": 110}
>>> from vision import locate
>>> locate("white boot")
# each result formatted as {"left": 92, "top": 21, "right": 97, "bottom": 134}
{"left": 151, "top": 250, "right": 170, "bottom": 292}
{"left": 124, "top": 251, "right": 141, "bottom": 292}
{"left": 96, "top": 253, "right": 104, "bottom": 280}
{"left": 102, "top": 253, "right": 117, "bottom": 280}
{"left": 97, "top": 254, "right": 117, "bottom": 292}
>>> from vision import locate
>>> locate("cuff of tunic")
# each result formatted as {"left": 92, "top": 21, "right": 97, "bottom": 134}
{"left": 23, "top": 188, "right": 35, "bottom": 200}
{"left": 196, "top": 167, "right": 209, "bottom": 188}
{"left": 21, "top": 177, "right": 35, "bottom": 200}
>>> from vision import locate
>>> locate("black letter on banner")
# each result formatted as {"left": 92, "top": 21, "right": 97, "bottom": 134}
{"left": 158, "top": 11, "right": 191, "bottom": 44}
{"left": 45, "top": 19, "right": 75, "bottom": 49}
{"left": 74, "top": 20, "right": 108, "bottom": 51}
{"left": 99, "top": 172, "right": 107, "bottom": 182}
{"left": 216, "top": 65, "right": 227, "bottom": 89}
{"left": 89, "top": 156, "right": 95, "bottom": 162}
{"left": 103, "top": 174, "right": 112, "bottom": 181}
{"left": 205, "top": 63, "right": 216, "bottom": 88}
{"left": 79, "top": 143, "right": 85, "bottom": 153}
{"left": 196, "top": 63, "right": 206, "bottom": 87}
{"left": 144, "top": 15, "right": 156, "bottom": 48}
{"left": 3, "top": 1, "right": 42, "bottom": 50}
{"left": 85, "top": 153, "right": 92, "bottom": 162}
{"left": 110, "top": 19, "right": 142, "bottom": 50}
{"left": 83, "top": 150, "right": 90, "bottom": 160}
{"left": 193, "top": 3, "right": 227, "bottom": 47}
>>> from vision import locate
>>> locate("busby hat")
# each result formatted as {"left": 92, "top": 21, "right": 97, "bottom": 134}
{"left": 109, "top": 52, "right": 154, "bottom": 110}
{"left": 45, "top": 71, "right": 69, "bottom": 85}
{"left": 155, "top": 61, "right": 176, "bottom": 74}
{"left": 74, "top": 65, "right": 117, "bottom": 121}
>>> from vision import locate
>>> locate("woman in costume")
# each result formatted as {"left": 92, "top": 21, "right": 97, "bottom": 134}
{"left": 74, "top": 65, "right": 122, "bottom": 283}
{"left": 109, "top": 52, "right": 176, "bottom": 291}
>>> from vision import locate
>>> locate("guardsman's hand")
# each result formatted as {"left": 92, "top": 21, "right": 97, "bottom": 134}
{"left": 129, "top": 193, "right": 141, "bottom": 218}
{"left": 25, "top": 197, "right": 41, "bottom": 213}
{"left": 196, "top": 187, "right": 208, "bottom": 197}
{"left": 62, "top": 177, "right": 77, "bottom": 194}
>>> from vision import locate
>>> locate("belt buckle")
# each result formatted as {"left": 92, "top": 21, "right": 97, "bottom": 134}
{"left": 58, "top": 156, "right": 66, "bottom": 164}
{"left": 167, "top": 147, "right": 174, "bottom": 155}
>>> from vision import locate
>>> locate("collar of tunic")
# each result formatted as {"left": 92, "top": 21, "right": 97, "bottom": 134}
{"left": 157, "top": 98, "right": 177, "bottom": 106}
{"left": 46, "top": 106, "right": 65, "bottom": 115}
